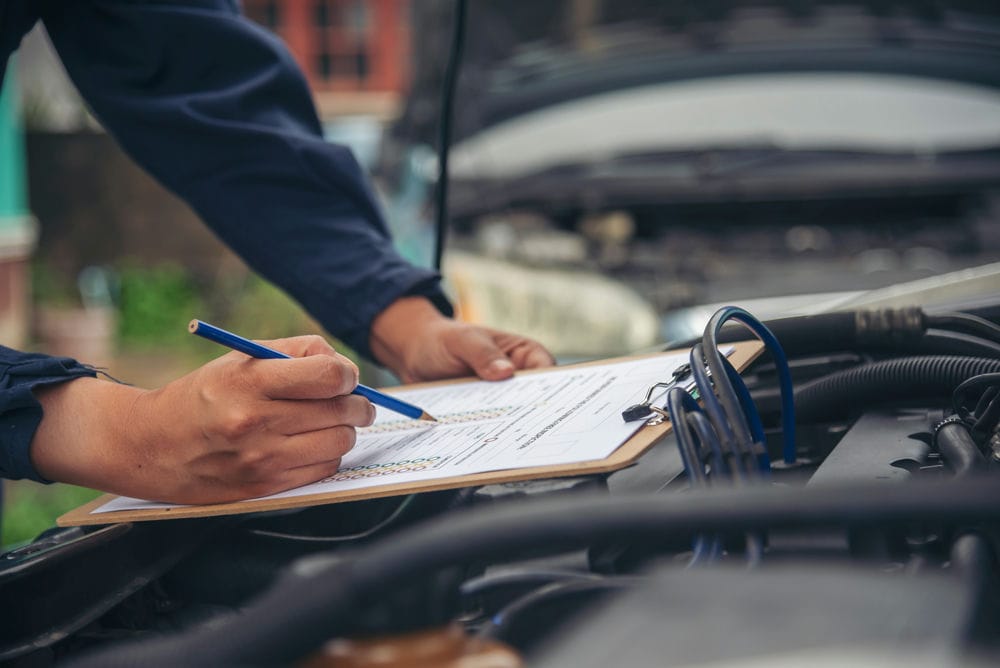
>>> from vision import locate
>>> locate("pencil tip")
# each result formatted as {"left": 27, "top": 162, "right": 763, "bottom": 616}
{"left": 419, "top": 412, "right": 438, "bottom": 422}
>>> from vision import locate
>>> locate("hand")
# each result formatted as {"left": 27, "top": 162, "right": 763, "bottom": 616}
{"left": 31, "top": 336, "right": 373, "bottom": 504}
{"left": 370, "top": 297, "right": 555, "bottom": 383}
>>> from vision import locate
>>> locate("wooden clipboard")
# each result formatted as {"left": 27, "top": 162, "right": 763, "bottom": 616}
{"left": 58, "top": 340, "right": 764, "bottom": 526}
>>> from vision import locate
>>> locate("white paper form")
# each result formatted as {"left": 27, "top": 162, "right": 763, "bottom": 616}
{"left": 93, "top": 349, "right": 718, "bottom": 514}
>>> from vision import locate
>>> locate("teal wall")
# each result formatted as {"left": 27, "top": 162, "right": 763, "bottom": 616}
{"left": 0, "top": 62, "right": 28, "bottom": 223}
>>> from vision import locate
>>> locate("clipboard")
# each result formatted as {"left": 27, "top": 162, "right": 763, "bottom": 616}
{"left": 58, "top": 340, "right": 764, "bottom": 526}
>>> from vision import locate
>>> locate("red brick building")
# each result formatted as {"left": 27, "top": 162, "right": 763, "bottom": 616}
{"left": 243, "top": 0, "right": 410, "bottom": 119}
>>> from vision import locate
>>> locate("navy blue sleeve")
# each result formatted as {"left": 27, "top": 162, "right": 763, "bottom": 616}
{"left": 37, "top": 0, "right": 452, "bottom": 359}
{"left": 0, "top": 346, "right": 97, "bottom": 482}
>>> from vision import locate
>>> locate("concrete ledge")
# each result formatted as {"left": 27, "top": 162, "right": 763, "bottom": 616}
{"left": 0, "top": 214, "right": 38, "bottom": 260}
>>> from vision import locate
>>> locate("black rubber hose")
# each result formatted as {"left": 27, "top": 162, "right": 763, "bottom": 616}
{"left": 710, "top": 312, "right": 854, "bottom": 353}
{"left": 950, "top": 533, "right": 994, "bottom": 583}
{"left": 706, "top": 310, "right": 1000, "bottom": 357}
{"left": 709, "top": 310, "right": 922, "bottom": 356}
{"left": 64, "top": 478, "right": 1000, "bottom": 668}
{"left": 795, "top": 356, "right": 1000, "bottom": 423}
{"left": 935, "top": 420, "right": 988, "bottom": 476}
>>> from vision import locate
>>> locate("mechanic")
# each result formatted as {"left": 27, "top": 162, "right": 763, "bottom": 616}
{"left": 0, "top": 0, "right": 554, "bottom": 505}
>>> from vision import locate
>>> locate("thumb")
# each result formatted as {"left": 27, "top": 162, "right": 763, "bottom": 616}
{"left": 451, "top": 329, "right": 516, "bottom": 380}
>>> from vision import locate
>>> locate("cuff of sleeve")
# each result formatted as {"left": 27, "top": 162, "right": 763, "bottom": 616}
{"left": 0, "top": 354, "right": 98, "bottom": 482}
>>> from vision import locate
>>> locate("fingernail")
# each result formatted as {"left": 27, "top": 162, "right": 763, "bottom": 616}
{"left": 488, "top": 359, "right": 514, "bottom": 375}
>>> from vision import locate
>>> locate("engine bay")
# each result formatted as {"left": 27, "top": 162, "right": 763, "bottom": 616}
{"left": 3, "top": 304, "right": 1000, "bottom": 667}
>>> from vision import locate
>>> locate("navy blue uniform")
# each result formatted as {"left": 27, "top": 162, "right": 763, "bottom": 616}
{"left": 0, "top": 0, "right": 450, "bottom": 481}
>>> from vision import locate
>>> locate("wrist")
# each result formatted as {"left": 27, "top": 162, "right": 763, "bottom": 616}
{"left": 31, "top": 377, "right": 148, "bottom": 491}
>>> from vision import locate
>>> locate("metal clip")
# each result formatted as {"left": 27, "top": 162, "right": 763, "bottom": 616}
{"left": 620, "top": 363, "right": 694, "bottom": 425}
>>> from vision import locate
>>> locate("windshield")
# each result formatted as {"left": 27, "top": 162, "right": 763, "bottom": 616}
{"left": 383, "top": 0, "right": 1000, "bottom": 358}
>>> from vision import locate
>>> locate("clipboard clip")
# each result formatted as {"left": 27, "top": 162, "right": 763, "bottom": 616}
{"left": 621, "top": 362, "right": 693, "bottom": 426}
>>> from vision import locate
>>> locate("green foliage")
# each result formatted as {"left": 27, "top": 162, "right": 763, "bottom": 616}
{"left": 117, "top": 262, "right": 205, "bottom": 349}
{"left": 221, "top": 276, "right": 359, "bottom": 365}
{"left": 31, "top": 261, "right": 79, "bottom": 308}
{"left": 1, "top": 482, "right": 101, "bottom": 548}
{"left": 113, "top": 266, "right": 358, "bottom": 363}
{"left": 223, "top": 276, "right": 322, "bottom": 340}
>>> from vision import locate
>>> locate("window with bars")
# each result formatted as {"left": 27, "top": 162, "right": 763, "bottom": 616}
{"left": 241, "top": 0, "right": 406, "bottom": 94}
{"left": 313, "top": 0, "right": 371, "bottom": 85}
{"left": 242, "top": 0, "right": 281, "bottom": 31}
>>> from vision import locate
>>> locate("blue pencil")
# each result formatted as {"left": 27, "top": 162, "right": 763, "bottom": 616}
{"left": 188, "top": 319, "right": 437, "bottom": 422}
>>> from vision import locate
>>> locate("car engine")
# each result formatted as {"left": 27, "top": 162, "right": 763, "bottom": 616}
{"left": 3, "top": 304, "right": 1000, "bottom": 667}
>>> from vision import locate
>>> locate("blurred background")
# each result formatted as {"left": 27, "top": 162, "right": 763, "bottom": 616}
{"left": 3, "top": 0, "right": 1000, "bottom": 544}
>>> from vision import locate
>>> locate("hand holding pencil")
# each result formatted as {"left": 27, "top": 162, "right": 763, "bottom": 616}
{"left": 30, "top": 312, "right": 541, "bottom": 507}
{"left": 189, "top": 320, "right": 437, "bottom": 421}
{"left": 32, "top": 333, "right": 377, "bottom": 505}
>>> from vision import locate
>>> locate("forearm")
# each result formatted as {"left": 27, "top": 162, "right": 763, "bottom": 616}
{"left": 31, "top": 378, "right": 149, "bottom": 495}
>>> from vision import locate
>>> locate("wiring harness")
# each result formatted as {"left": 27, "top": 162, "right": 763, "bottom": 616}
{"left": 666, "top": 306, "right": 795, "bottom": 474}
{"left": 656, "top": 307, "right": 796, "bottom": 565}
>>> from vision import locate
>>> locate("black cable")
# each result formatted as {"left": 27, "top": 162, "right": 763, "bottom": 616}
{"left": 974, "top": 387, "right": 999, "bottom": 419}
{"left": 702, "top": 322, "right": 755, "bottom": 455}
{"left": 460, "top": 570, "right": 602, "bottom": 599}
{"left": 66, "top": 478, "right": 1000, "bottom": 667}
{"left": 958, "top": 373, "right": 1000, "bottom": 439}
{"left": 686, "top": 410, "right": 727, "bottom": 478}
{"left": 926, "top": 312, "right": 1000, "bottom": 346}
{"left": 953, "top": 373, "right": 1000, "bottom": 411}
{"left": 246, "top": 495, "right": 416, "bottom": 543}
{"left": 975, "top": 396, "right": 1000, "bottom": 435}
{"left": 482, "top": 578, "right": 634, "bottom": 641}
{"left": 796, "top": 356, "right": 1000, "bottom": 423}
{"left": 433, "top": 0, "right": 468, "bottom": 271}
{"left": 689, "top": 344, "right": 749, "bottom": 482}
{"left": 921, "top": 329, "right": 1000, "bottom": 358}
{"left": 666, "top": 387, "right": 708, "bottom": 485}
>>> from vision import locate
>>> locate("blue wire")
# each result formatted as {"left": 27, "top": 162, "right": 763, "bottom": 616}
{"left": 707, "top": 306, "right": 797, "bottom": 465}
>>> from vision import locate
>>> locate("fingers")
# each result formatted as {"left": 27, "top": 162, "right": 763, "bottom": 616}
{"left": 280, "top": 427, "right": 357, "bottom": 468}
{"left": 267, "top": 395, "right": 375, "bottom": 435}
{"left": 447, "top": 328, "right": 516, "bottom": 381}
{"left": 200, "top": 426, "right": 356, "bottom": 496}
{"left": 279, "top": 458, "right": 344, "bottom": 489}
{"left": 251, "top": 352, "right": 360, "bottom": 400}
{"left": 260, "top": 334, "right": 338, "bottom": 358}
{"left": 502, "top": 337, "right": 556, "bottom": 370}
{"left": 201, "top": 458, "right": 346, "bottom": 504}
{"left": 477, "top": 329, "right": 555, "bottom": 375}
{"left": 241, "top": 335, "right": 359, "bottom": 399}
